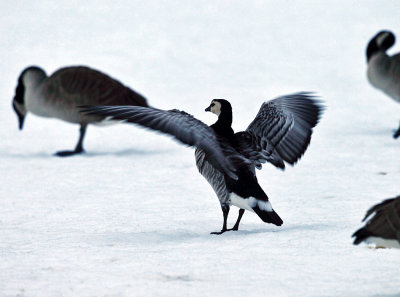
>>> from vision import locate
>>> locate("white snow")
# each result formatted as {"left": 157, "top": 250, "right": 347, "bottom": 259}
{"left": 366, "top": 237, "right": 400, "bottom": 249}
{"left": 1, "top": 1, "right": 400, "bottom": 296}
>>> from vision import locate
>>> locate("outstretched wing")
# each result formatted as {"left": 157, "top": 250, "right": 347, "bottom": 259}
{"left": 236, "top": 92, "right": 323, "bottom": 170}
{"left": 80, "top": 105, "right": 238, "bottom": 180}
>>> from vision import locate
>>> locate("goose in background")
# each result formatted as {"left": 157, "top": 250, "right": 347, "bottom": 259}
{"left": 12, "top": 65, "right": 148, "bottom": 156}
{"left": 352, "top": 195, "right": 400, "bottom": 249}
{"left": 81, "top": 92, "right": 323, "bottom": 234}
{"left": 366, "top": 30, "right": 400, "bottom": 138}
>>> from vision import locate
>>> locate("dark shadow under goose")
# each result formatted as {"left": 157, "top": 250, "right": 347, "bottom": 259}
{"left": 12, "top": 65, "right": 148, "bottom": 156}
{"left": 366, "top": 30, "right": 400, "bottom": 138}
{"left": 352, "top": 195, "right": 400, "bottom": 249}
{"left": 81, "top": 92, "right": 323, "bottom": 234}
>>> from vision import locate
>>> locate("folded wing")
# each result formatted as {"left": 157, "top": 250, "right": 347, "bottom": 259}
{"left": 80, "top": 105, "right": 238, "bottom": 179}
{"left": 54, "top": 66, "right": 148, "bottom": 107}
{"left": 236, "top": 92, "right": 323, "bottom": 170}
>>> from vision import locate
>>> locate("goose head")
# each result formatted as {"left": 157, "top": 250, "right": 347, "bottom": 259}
{"left": 205, "top": 99, "right": 234, "bottom": 134}
{"left": 366, "top": 30, "right": 395, "bottom": 62}
{"left": 12, "top": 66, "right": 46, "bottom": 130}
{"left": 205, "top": 99, "right": 232, "bottom": 117}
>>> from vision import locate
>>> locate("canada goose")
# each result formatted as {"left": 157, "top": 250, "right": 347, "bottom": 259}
{"left": 81, "top": 92, "right": 323, "bottom": 234}
{"left": 12, "top": 65, "right": 148, "bottom": 156}
{"left": 352, "top": 196, "right": 400, "bottom": 249}
{"left": 366, "top": 30, "right": 400, "bottom": 138}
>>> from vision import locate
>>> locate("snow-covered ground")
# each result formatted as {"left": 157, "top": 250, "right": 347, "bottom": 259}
{"left": 1, "top": 1, "right": 400, "bottom": 296}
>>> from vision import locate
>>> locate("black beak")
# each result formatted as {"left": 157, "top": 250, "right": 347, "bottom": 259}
{"left": 205, "top": 105, "right": 211, "bottom": 112}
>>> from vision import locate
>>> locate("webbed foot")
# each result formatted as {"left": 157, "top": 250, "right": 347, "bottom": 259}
{"left": 55, "top": 148, "right": 85, "bottom": 157}
{"left": 210, "top": 229, "right": 228, "bottom": 235}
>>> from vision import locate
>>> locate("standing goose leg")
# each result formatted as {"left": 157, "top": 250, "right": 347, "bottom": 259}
{"left": 55, "top": 124, "right": 87, "bottom": 157}
{"left": 74, "top": 124, "right": 87, "bottom": 153}
{"left": 229, "top": 209, "right": 245, "bottom": 231}
{"left": 211, "top": 204, "right": 230, "bottom": 235}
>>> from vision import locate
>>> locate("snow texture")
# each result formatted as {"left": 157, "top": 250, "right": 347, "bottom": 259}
{"left": 1, "top": 1, "right": 400, "bottom": 296}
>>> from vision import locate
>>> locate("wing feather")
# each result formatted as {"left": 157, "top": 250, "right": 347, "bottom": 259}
{"left": 80, "top": 105, "right": 238, "bottom": 179}
{"left": 236, "top": 92, "right": 323, "bottom": 170}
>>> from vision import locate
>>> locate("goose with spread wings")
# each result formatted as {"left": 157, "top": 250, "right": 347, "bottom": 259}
{"left": 81, "top": 92, "right": 323, "bottom": 234}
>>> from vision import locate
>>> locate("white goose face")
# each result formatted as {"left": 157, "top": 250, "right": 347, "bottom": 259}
{"left": 206, "top": 100, "right": 222, "bottom": 116}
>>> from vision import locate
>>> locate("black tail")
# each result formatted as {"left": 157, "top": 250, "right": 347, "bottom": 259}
{"left": 226, "top": 167, "right": 283, "bottom": 226}
{"left": 352, "top": 227, "right": 372, "bottom": 245}
{"left": 253, "top": 206, "right": 283, "bottom": 226}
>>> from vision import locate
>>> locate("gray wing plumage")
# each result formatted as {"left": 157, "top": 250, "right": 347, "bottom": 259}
{"left": 80, "top": 105, "right": 238, "bottom": 180}
{"left": 195, "top": 148, "right": 230, "bottom": 205}
{"left": 236, "top": 92, "right": 323, "bottom": 170}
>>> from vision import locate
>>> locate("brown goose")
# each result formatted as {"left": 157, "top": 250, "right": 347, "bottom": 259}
{"left": 366, "top": 30, "right": 400, "bottom": 138}
{"left": 352, "top": 195, "right": 400, "bottom": 248}
{"left": 12, "top": 65, "right": 148, "bottom": 156}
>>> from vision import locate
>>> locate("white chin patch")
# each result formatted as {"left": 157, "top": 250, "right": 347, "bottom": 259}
{"left": 376, "top": 32, "right": 390, "bottom": 47}
{"left": 365, "top": 237, "right": 400, "bottom": 249}
{"left": 229, "top": 193, "right": 273, "bottom": 212}
{"left": 211, "top": 101, "right": 221, "bottom": 116}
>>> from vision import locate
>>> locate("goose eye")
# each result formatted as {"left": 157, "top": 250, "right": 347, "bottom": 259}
{"left": 211, "top": 103, "right": 215, "bottom": 107}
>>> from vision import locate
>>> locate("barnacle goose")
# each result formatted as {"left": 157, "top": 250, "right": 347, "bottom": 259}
{"left": 12, "top": 65, "right": 148, "bottom": 156}
{"left": 81, "top": 92, "right": 323, "bottom": 234}
{"left": 366, "top": 30, "right": 400, "bottom": 138}
{"left": 352, "top": 195, "right": 400, "bottom": 249}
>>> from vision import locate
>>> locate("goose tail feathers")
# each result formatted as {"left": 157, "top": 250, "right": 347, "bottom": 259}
{"left": 253, "top": 205, "right": 283, "bottom": 226}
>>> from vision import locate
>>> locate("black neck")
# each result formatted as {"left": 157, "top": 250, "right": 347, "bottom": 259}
{"left": 366, "top": 39, "right": 380, "bottom": 62}
{"left": 217, "top": 109, "right": 232, "bottom": 127}
{"left": 14, "top": 76, "right": 26, "bottom": 104}
{"left": 211, "top": 108, "right": 234, "bottom": 138}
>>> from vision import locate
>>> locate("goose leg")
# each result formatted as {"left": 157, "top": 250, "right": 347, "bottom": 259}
{"left": 394, "top": 121, "right": 400, "bottom": 139}
{"left": 74, "top": 124, "right": 87, "bottom": 153}
{"left": 211, "top": 204, "right": 230, "bottom": 235}
{"left": 228, "top": 209, "right": 245, "bottom": 231}
{"left": 55, "top": 124, "right": 87, "bottom": 157}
